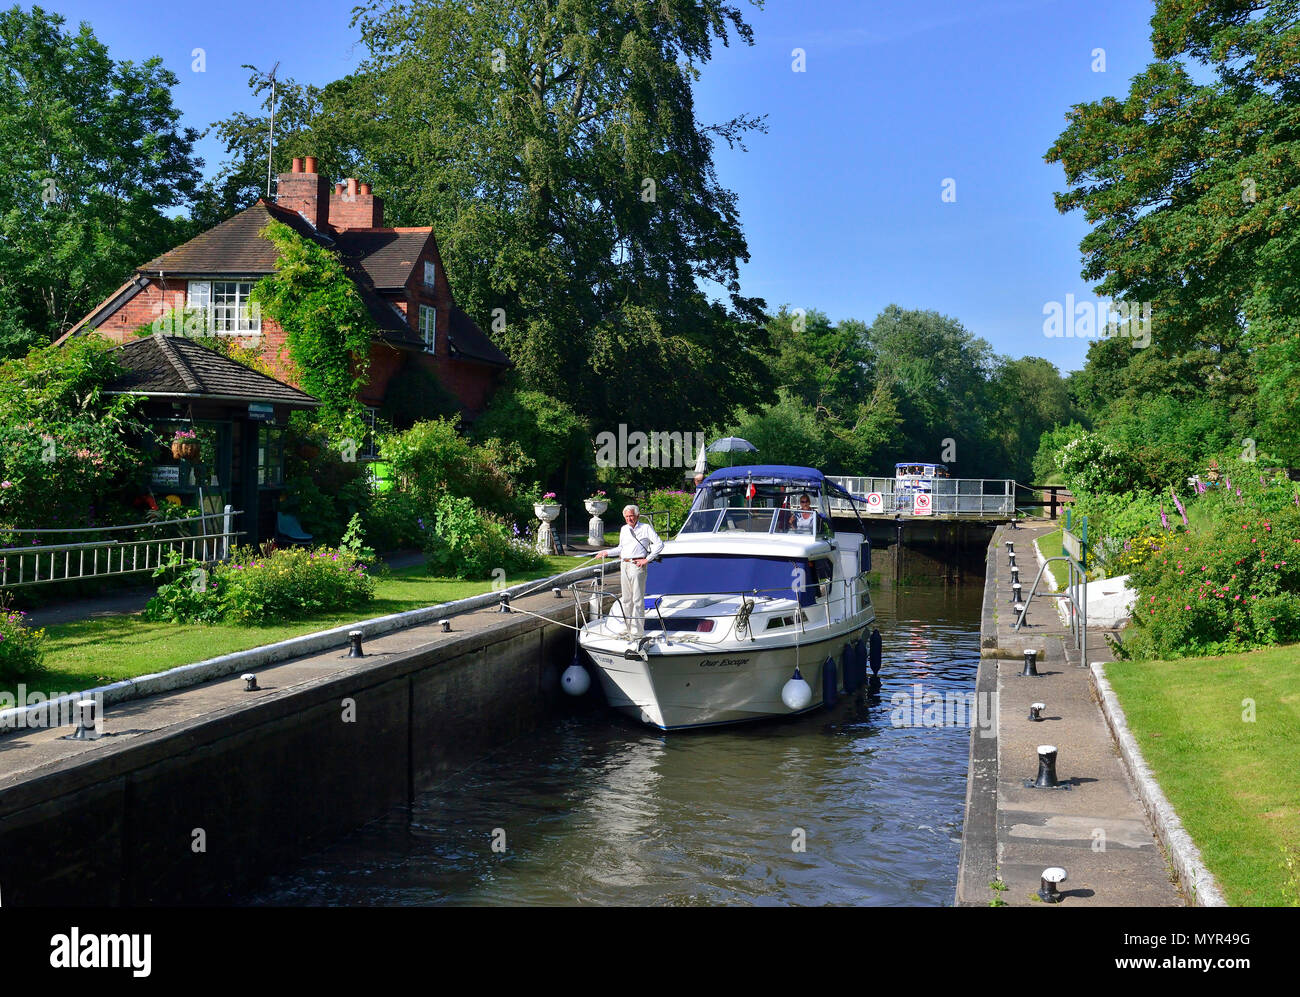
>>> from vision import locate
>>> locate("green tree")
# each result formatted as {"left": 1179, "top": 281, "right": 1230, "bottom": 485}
{"left": 863, "top": 305, "right": 1000, "bottom": 475}
{"left": 1044, "top": 0, "right": 1300, "bottom": 460}
{"left": 0, "top": 5, "right": 203, "bottom": 349}
{"left": 240, "top": 0, "right": 775, "bottom": 434}
{"left": 988, "top": 356, "right": 1080, "bottom": 482}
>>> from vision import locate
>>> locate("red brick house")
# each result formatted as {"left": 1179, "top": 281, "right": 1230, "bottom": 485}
{"left": 61, "top": 156, "right": 510, "bottom": 423}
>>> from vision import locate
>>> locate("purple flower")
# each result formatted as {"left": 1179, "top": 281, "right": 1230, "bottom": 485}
{"left": 1160, "top": 502, "right": 1169, "bottom": 531}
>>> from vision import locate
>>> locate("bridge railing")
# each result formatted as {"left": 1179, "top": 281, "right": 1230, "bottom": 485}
{"left": 826, "top": 477, "right": 1016, "bottom": 517}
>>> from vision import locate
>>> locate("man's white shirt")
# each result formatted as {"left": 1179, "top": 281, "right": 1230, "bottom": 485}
{"left": 605, "top": 521, "right": 664, "bottom": 562}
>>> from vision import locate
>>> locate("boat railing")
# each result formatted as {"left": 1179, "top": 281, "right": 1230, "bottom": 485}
{"left": 577, "top": 569, "right": 868, "bottom": 640}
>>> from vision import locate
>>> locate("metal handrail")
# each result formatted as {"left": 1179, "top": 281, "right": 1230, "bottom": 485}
{"left": 0, "top": 509, "right": 237, "bottom": 536}
{"left": 1012, "top": 554, "right": 1087, "bottom": 661}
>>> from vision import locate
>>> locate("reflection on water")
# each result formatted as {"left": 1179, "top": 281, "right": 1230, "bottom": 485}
{"left": 250, "top": 585, "right": 981, "bottom": 906}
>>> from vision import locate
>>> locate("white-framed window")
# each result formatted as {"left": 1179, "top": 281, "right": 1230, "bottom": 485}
{"left": 423, "top": 261, "right": 436, "bottom": 288}
{"left": 419, "top": 304, "right": 436, "bottom": 352}
{"left": 185, "top": 280, "right": 261, "bottom": 335}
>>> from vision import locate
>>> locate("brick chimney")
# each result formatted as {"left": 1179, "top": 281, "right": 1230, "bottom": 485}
{"left": 329, "top": 177, "right": 384, "bottom": 231}
{"left": 275, "top": 156, "right": 331, "bottom": 230}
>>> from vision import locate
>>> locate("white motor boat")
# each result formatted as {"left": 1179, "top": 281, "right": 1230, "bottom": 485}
{"left": 577, "top": 465, "right": 880, "bottom": 730}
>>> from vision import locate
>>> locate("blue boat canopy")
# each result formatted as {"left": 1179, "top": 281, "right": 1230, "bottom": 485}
{"left": 702, "top": 464, "right": 854, "bottom": 501}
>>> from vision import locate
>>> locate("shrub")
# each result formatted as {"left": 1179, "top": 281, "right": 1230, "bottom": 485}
{"left": 646, "top": 488, "right": 694, "bottom": 534}
{"left": 143, "top": 550, "right": 225, "bottom": 624}
{"left": 363, "top": 491, "right": 424, "bottom": 552}
{"left": 217, "top": 546, "right": 376, "bottom": 624}
{"left": 381, "top": 418, "right": 528, "bottom": 522}
{"left": 0, "top": 600, "right": 46, "bottom": 680}
{"left": 423, "top": 493, "right": 544, "bottom": 580}
{"left": 1120, "top": 497, "right": 1300, "bottom": 659}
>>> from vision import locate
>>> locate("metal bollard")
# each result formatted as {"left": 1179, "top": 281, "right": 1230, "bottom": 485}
{"left": 439, "top": 619, "right": 451, "bottom": 632}
{"left": 1022, "top": 648, "right": 1039, "bottom": 677}
{"left": 1010, "top": 565, "right": 1020, "bottom": 585}
{"left": 1034, "top": 745, "right": 1060, "bottom": 788}
{"left": 1028, "top": 702, "right": 1045, "bottom": 721}
{"left": 348, "top": 630, "right": 364, "bottom": 658}
{"left": 552, "top": 587, "right": 563, "bottom": 599}
{"left": 498, "top": 593, "right": 512, "bottom": 613}
{"left": 243, "top": 673, "right": 259, "bottom": 691}
{"left": 1038, "top": 867, "right": 1068, "bottom": 903}
{"left": 1011, "top": 581, "right": 1022, "bottom": 604}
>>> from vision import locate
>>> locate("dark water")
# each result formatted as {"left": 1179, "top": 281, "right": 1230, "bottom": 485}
{"left": 249, "top": 585, "right": 982, "bottom": 906}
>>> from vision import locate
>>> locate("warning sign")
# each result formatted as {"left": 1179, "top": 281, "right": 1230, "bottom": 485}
{"left": 865, "top": 492, "right": 884, "bottom": 513}
{"left": 913, "top": 492, "right": 932, "bottom": 516}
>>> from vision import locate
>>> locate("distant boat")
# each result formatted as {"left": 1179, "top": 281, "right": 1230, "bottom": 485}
{"left": 578, "top": 465, "right": 879, "bottom": 730}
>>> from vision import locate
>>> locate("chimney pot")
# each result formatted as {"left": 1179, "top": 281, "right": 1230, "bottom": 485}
{"left": 291, "top": 157, "right": 303, "bottom": 174}
{"left": 359, "top": 182, "right": 372, "bottom": 196}
{"left": 335, "top": 182, "right": 345, "bottom": 195}
{"left": 346, "top": 178, "right": 358, "bottom": 197}
{"left": 304, "top": 156, "right": 317, "bottom": 174}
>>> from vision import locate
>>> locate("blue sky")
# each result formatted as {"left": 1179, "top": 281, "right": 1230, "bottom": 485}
{"left": 38, "top": 0, "right": 1160, "bottom": 371}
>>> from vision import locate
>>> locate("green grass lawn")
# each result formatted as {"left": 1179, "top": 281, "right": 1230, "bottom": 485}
{"left": 1106, "top": 644, "right": 1300, "bottom": 906}
{"left": 5, "top": 556, "right": 582, "bottom": 697}
{"left": 1033, "top": 529, "right": 1069, "bottom": 589}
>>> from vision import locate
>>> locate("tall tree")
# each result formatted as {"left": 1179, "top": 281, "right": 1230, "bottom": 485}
{"left": 275, "top": 0, "right": 774, "bottom": 434}
{"left": 0, "top": 5, "right": 203, "bottom": 350}
{"left": 863, "top": 305, "right": 1001, "bottom": 476}
{"left": 1045, "top": 0, "right": 1300, "bottom": 462}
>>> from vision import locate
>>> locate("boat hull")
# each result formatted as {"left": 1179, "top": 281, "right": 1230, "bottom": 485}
{"left": 581, "top": 620, "right": 874, "bottom": 731}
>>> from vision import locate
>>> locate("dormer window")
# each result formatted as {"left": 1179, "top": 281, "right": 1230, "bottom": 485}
{"left": 423, "top": 261, "right": 436, "bottom": 289}
{"left": 419, "top": 304, "right": 436, "bottom": 352}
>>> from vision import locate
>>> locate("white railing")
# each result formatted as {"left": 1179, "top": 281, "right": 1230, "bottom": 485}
{"left": 827, "top": 477, "right": 1016, "bottom": 517}
{"left": 0, "top": 507, "right": 243, "bottom": 589}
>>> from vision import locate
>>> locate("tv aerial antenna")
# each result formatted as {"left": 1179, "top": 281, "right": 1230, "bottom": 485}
{"left": 252, "top": 61, "right": 281, "bottom": 198}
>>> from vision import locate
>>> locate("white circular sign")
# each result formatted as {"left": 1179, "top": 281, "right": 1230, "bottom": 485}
{"left": 913, "top": 492, "right": 932, "bottom": 515}
{"left": 865, "top": 492, "right": 884, "bottom": 513}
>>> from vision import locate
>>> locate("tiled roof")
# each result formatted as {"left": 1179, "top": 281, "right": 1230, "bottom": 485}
{"left": 136, "top": 201, "right": 324, "bottom": 275}
{"left": 335, "top": 228, "right": 433, "bottom": 289}
{"left": 107, "top": 334, "right": 320, "bottom": 408}
{"left": 448, "top": 304, "right": 510, "bottom": 366}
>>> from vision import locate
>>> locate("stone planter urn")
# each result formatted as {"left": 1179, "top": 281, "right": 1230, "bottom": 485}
{"left": 584, "top": 499, "right": 608, "bottom": 546}
{"left": 534, "top": 502, "right": 561, "bottom": 554}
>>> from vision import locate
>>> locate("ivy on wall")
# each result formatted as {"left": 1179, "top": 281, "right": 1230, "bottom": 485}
{"left": 253, "top": 221, "right": 374, "bottom": 442}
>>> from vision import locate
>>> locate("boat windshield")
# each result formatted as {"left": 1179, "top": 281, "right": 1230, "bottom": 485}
{"left": 682, "top": 480, "right": 832, "bottom": 537}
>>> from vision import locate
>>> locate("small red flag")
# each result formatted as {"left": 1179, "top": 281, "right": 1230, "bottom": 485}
{"left": 746, "top": 481, "right": 756, "bottom": 500}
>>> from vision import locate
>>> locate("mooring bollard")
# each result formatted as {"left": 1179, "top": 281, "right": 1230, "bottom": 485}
{"left": 552, "top": 586, "right": 563, "bottom": 599}
{"left": 1034, "top": 745, "right": 1060, "bottom": 788}
{"left": 66, "top": 698, "right": 101, "bottom": 740}
{"left": 1005, "top": 539, "right": 1015, "bottom": 551}
{"left": 439, "top": 619, "right": 451, "bottom": 632}
{"left": 243, "top": 673, "right": 259, "bottom": 691}
{"left": 1010, "top": 565, "right": 1020, "bottom": 585}
{"left": 498, "top": 592, "right": 511, "bottom": 613}
{"left": 1022, "top": 648, "right": 1038, "bottom": 676}
{"left": 1038, "top": 867, "right": 1068, "bottom": 903}
{"left": 1028, "top": 702, "right": 1045, "bottom": 721}
{"left": 1011, "top": 581, "right": 1022, "bottom": 604}
{"left": 348, "top": 630, "right": 364, "bottom": 658}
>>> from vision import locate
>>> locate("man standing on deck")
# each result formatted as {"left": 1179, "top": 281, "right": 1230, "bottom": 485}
{"left": 596, "top": 504, "right": 664, "bottom": 638}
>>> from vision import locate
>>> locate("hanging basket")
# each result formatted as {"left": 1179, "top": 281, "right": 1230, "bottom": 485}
{"left": 171, "top": 439, "right": 201, "bottom": 462}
